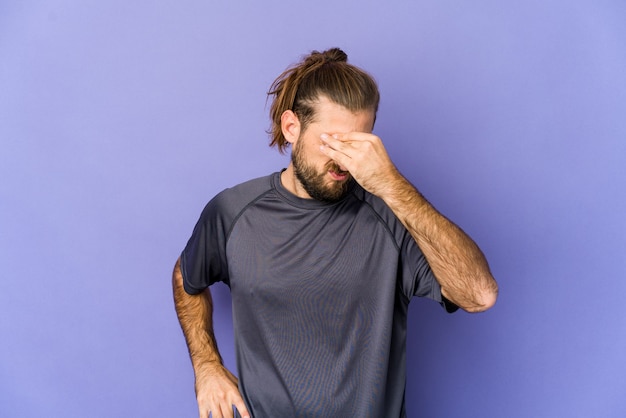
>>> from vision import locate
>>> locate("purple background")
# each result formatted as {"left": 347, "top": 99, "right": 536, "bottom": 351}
{"left": 1, "top": 1, "right": 625, "bottom": 417}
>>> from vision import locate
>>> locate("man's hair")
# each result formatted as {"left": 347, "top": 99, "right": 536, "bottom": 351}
{"left": 267, "top": 47, "right": 380, "bottom": 153}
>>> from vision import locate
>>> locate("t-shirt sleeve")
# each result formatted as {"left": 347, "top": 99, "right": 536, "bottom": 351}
{"left": 180, "top": 196, "right": 231, "bottom": 294}
{"left": 400, "top": 231, "right": 459, "bottom": 313}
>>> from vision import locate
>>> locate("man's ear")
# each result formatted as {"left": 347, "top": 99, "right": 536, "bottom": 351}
{"left": 281, "top": 110, "right": 300, "bottom": 145}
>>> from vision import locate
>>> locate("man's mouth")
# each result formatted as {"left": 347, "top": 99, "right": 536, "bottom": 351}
{"left": 328, "top": 169, "right": 349, "bottom": 181}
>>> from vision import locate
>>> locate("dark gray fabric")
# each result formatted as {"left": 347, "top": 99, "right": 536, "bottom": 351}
{"left": 181, "top": 171, "right": 452, "bottom": 417}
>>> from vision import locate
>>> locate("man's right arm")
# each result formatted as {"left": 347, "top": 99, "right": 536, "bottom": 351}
{"left": 172, "top": 258, "right": 250, "bottom": 418}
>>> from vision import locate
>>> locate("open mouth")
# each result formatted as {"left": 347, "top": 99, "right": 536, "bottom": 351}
{"left": 328, "top": 169, "right": 349, "bottom": 181}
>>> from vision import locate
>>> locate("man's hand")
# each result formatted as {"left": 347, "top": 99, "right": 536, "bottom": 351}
{"left": 172, "top": 258, "right": 251, "bottom": 418}
{"left": 321, "top": 131, "right": 497, "bottom": 312}
{"left": 320, "top": 132, "right": 400, "bottom": 198}
{"left": 195, "top": 364, "right": 250, "bottom": 418}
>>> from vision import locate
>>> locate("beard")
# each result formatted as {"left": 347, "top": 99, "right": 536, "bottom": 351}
{"left": 292, "top": 139, "right": 351, "bottom": 203}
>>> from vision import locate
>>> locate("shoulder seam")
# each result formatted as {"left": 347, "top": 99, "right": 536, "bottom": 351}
{"left": 351, "top": 190, "right": 419, "bottom": 302}
{"left": 350, "top": 190, "right": 402, "bottom": 253}
{"left": 225, "top": 188, "right": 274, "bottom": 243}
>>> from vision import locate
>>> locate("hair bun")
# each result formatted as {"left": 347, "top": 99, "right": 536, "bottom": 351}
{"left": 305, "top": 47, "right": 348, "bottom": 65}
{"left": 322, "top": 47, "right": 348, "bottom": 62}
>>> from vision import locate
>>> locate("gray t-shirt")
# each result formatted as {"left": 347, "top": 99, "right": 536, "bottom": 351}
{"left": 181, "top": 171, "right": 454, "bottom": 417}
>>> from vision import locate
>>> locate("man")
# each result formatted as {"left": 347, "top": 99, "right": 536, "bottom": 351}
{"left": 173, "top": 47, "right": 498, "bottom": 418}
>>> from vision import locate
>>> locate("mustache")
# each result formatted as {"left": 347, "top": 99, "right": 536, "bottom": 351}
{"left": 326, "top": 161, "right": 348, "bottom": 174}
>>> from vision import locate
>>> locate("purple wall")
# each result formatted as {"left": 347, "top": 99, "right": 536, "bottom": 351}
{"left": 1, "top": 1, "right": 625, "bottom": 417}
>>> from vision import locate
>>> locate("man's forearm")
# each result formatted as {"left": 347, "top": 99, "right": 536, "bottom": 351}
{"left": 172, "top": 259, "right": 250, "bottom": 417}
{"left": 172, "top": 259, "right": 223, "bottom": 373}
{"left": 316, "top": 130, "right": 497, "bottom": 312}
{"left": 379, "top": 172, "right": 498, "bottom": 312}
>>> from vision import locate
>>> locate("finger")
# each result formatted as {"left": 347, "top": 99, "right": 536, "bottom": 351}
{"left": 320, "top": 135, "right": 357, "bottom": 163}
{"left": 322, "top": 134, "right": 377, "bottom": 159}
{"left": 216, "top": 403, "right": 233, "bottom": 418}
{"left": 320, "top": 143, "right": 352, "bottom": 168}
{"left": 207, "top": 407, "right": 222, "bottom": 418}
{"left": 199, "top": 404, "right": 210, "bottom": 418}
{"left": 232, "top": 396, "right": 251, "bottom": 418}
{"left": 320, "top": 133, "right": 348, "bottom": 152}
{"left": 331, "top": 131, "right": 377, "bottom": 143}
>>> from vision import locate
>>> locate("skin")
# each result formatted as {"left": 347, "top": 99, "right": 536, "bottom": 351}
{"left": 173, "top": 95, "right": 498, "bottom": 418}
{"left": 280, "top": 97, "right": 374, "bottom": 202}
{"left": 173, "top": 260, "right": 250, "bottom": 418}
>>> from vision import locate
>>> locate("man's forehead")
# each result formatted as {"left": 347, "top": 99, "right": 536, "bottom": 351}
{"left": 311, "top": 97, "right": 375, "bottom": 129}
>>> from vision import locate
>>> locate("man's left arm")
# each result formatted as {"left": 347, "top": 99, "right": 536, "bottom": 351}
{"left": 321, "top": 132, "right": 498, "bottom": 313}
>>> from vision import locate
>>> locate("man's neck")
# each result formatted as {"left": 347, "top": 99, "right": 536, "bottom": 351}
{"left": 280, "top": 164, "right": 311, "bottom": 199}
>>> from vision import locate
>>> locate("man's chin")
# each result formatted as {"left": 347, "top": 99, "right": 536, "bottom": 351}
{"left": 311, "top": 181, "right": 350, "bottom": 203}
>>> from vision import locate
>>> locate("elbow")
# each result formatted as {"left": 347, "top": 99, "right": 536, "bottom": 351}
{"left": 466, "top": 280, "right": 498, "bottom": 313}
{"left": 445, "top": 275, "right": 498, "bottom": 313}
{"left": 471, "top": 290, "right": 498, "bottom": 313}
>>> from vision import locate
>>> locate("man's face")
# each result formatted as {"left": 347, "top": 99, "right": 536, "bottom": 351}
{"left": 291, "top": 96, "right": 375, "bottom": 202}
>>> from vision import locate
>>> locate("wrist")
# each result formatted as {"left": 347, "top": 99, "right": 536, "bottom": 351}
{"left": 366, "top": 166, "right": 402, "bottom": 199}
{"left": 377, "top": 170, "right": 418, "bottom": 205}
{"left": 193, "top": 356, "right": 224, "bottom": 375}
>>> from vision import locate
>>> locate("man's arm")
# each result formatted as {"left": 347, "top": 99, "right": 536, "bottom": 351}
{"left": 370, "top": 172, "right": 497, "bottom": 312}
{"left": 172, "top": 258, "right": 250, "bottom": 418}
{"left": 320, "top": 133, "right": 498, "bottom": 312}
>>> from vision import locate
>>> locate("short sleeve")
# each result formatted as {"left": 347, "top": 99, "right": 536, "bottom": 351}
{"left": 180, "top": 196, "right": 231, "bottom": 294}
{"left": 399, "top": 230, "right": 458, "bottom": 313}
